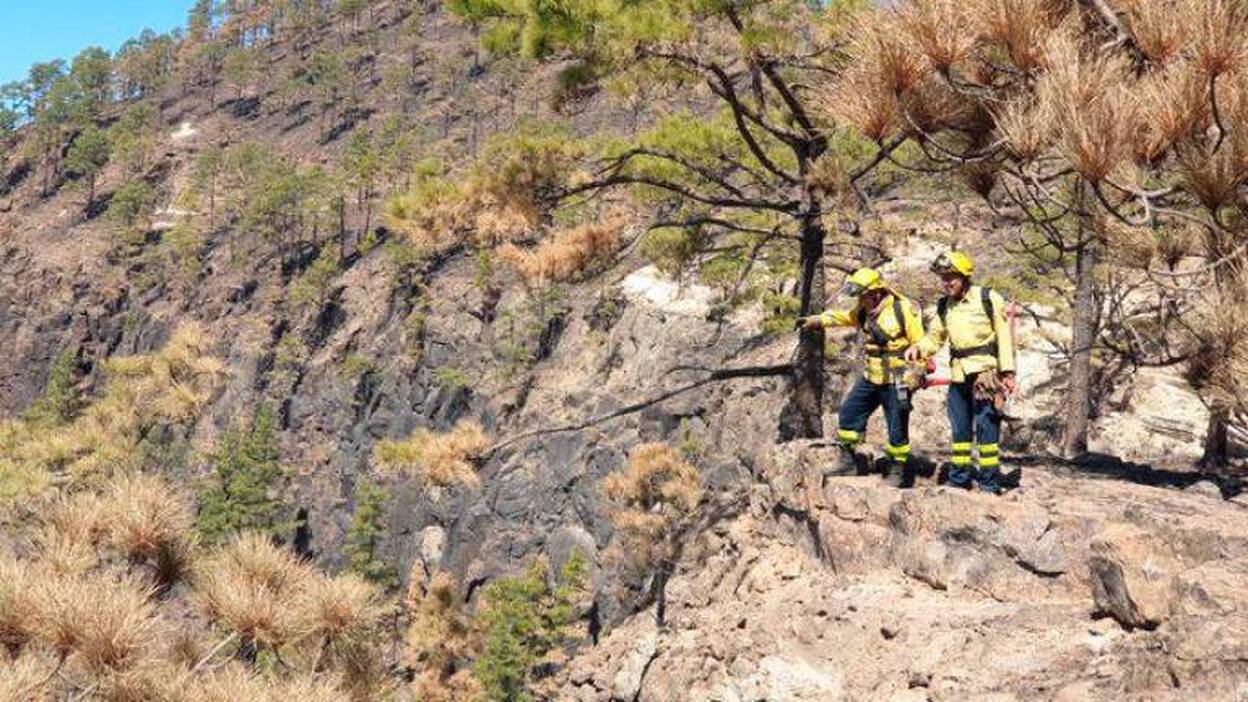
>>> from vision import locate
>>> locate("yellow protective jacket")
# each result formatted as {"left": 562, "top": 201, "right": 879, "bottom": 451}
{"left": 916, "top": 285, "right": 1015, "bottom": 382}
{"left": 819, "top": 293, "right": 925, "bottom": 385}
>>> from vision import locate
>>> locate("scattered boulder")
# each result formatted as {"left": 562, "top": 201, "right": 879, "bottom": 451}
{"left": 1088, "top": 525, "right": 1178, "bottom": 629}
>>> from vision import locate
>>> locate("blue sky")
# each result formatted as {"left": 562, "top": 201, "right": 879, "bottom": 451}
{"left": 0, "top": 1, "right": 191, "bottom": 85}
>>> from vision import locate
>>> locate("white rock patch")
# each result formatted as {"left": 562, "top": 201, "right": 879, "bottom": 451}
{"left": 171, "top": 121, "right": 198, "bottom": 140}
{"left": 621, "top": 265, "right": 717, "bottom": 318}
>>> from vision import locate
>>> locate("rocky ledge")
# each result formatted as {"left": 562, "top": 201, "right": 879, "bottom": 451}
{"left": 559, "top": 442, "right": 1248, "bottom": 701}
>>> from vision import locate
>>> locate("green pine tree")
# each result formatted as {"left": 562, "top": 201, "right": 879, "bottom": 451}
{"left": 23, "top": 347, "right": 79, "bottom": 426}
{"left": 65, "top": 124, "right": 111, "bottom": 206}
{"left": 343, "top": 479, "right": 398, "bottom": 589}
{"left": 474, "top": 552, "right": 587, "bottom": 702}
{"left": 195, "top": 406, "right": 291, "bottom": 545}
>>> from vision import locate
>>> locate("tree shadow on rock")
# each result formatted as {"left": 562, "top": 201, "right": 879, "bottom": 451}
{"left": 1043, "top": 451, "right": 1243, "bottom": 499}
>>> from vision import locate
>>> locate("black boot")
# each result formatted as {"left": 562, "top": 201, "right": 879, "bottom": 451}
{"left": 977, "top": 467, "right": 1003, "bottom": 494}
{"left": 825, "top": 446, "right": 863, "bottom": 478}
{"left": 881, "top": 459, "right": 914, "bottom": 488}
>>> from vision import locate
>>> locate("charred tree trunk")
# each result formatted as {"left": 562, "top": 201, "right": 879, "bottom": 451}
{"left": 779, "top": 186, "right": 827, "bottom": 441}
{"left": 1062, "top": 235, "right": 1100, "bottom": 458}
{"left": 1200, "top": 260, "right": 1241, "bottom": 469}
{"left": 1201, "top": 407, "right": 1230, "bottom": 469}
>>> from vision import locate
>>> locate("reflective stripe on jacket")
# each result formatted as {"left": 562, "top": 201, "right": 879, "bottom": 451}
{"left": 819, "top": 293, "right": 925, "bottom": 385}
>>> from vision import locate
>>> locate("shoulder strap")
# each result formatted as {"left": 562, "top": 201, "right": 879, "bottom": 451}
{"left": 980, "top": 286, "right": 995, "bottom": 323}
{"left": 937, "top": 296, "right": 950, "bottom": 328}
{"left": 862, "top": 297, "right": 902, "bottom": 347}
{"left": 893, "top": 297, "right": 906, "bottom": 341}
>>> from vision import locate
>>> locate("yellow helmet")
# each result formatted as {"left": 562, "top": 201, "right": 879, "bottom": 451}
{"left": 840, "top": 267, "right": 886, "bottom": 297}
{"left": 931, "top": 250, "right": 974, "bottom": 277}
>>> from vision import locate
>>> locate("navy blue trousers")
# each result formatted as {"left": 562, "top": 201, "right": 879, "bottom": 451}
{"left": 946, "top": 374, "right": 1003, "bottom": 490}
{"left": 836, "top": 378, "right": 910, "bottom": 464}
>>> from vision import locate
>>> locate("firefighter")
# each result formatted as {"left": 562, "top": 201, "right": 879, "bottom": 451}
{"left": 905, "top": 251, "right": 1017, "bottom": 494}
{"left": 797, "top": 267, "right": 925, "bottom": 486}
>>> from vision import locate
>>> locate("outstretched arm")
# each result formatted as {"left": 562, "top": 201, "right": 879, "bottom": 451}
{"left": 798, "top": 307, "right": 859, "bottom": 330}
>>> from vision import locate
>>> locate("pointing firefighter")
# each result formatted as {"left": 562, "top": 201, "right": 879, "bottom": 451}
{"left": 797, "top": 267, "right": 925, "bottom": 486}
{"left": 905, "top": 251, "right": 1017, "bottom": 494}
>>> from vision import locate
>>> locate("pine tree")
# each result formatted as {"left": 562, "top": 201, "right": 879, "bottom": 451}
{"left": 69, "top": 47, "right": 112, "bottom": 118}
{"left": 195, "top": 406, "right": 291, "bottom": 546}
{"left": 441, "top": 0, "right": 895, "bottom": 440}
{"left": 342, "top": 479, "right": 398, "bottom": 589}
{"left": 474, "top": 554, "right": 587, "bottom": 702}
{"left": 106, "top": 180, "right": 157, "bottom": 236}
{"left": 831, "top": 0, "right": 1248, "bottom": 462}
{"left": 22, "top": 347, "right": 79, "bottom": 426}
{"left": 343, "top": 128, "right": 380, "bottom": 243}
{"left": 65, "top": 125, "right": 111, "bottom": 207}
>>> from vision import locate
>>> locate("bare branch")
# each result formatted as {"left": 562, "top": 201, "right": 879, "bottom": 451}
{"left": 486, "top": 364, "right": 793, "bottom": 455}
{"left": 601, "top": 147, "right": 750, "bottom": 199}
{"left": 561, "top": 173, "right": 800, "bottom": 213}
{"left": 648, "top": 215, "right": 797, "bottom": 240}
{"left": 1210, "top": 72, "right": 1228, "bottom": 152}
{"left": 850, "top": 135, "right": 908, "bottom": 182}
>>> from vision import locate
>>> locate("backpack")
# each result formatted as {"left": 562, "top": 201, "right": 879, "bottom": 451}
{"left": 937, "top": 286, "right": 995, "bottom": 330}
{"left": 938, "top": 287, "right": 1003, "bottom": 361}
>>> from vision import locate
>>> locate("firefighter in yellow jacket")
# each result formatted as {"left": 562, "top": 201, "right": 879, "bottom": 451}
{"left": 905, "top": 251, "right": 1017, "bottom": 493}
{"left": 797, "top": 267, "right": 924, "bottom": 485}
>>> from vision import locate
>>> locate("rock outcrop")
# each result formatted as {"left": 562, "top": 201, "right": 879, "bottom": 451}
{"left": 559, "top": 444, "right": 1248, "bottom": 701}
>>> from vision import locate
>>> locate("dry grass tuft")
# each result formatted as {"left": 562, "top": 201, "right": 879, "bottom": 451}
{"left": 101, "top": 473, "right": 196, "bottom": 586}
{"left": 497, "top": 218, "right": 625, "bottom": 288}
{"left": 0, "top": 649, "right": 58, "bottom": 702}
{"left": 405, "top": 571, "right": 481, "bottom": 702}
{"left": 182, "top": 664, "right": 345, "bottom": 702}
{"left": 294, "top": 573, "right": 384, "bottom": 647}
{"left": 30, "top": 572, "right": 161, "bottom": 673}
{"left": 374, "top": 421, "right": 490, "bottom": 489}
{"left": 0, "top": 553, "right": 37, "bottom": 650}
{"left": 195, "top": 534, "right": 312, "bottom": 650}
{"left": 40, "top": 492, "right": 107, "bottom": 542}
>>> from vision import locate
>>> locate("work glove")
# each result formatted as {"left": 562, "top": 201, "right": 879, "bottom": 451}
{"left": 795, "top": 316, "right": 824, "bottom": 331}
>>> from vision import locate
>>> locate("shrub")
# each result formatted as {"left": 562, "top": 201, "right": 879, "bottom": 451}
{"left": 289, "top": 246, "right": 342, "bottom": 311}
{"left": 602, "top": 443, "right": 702, "bottom": 573}
{"left": 433, "top": 367, "right": 471, "bottom": 393}
{"left": 106, "top": 180, "right": 157, "bottom": 235}
{"left": 374, "top": 421, "right": 490, "bottom": 488}
{"left": 406, "top": 571, "right": 482, "bottom": 702}
{"left": 0, "top": 552, "right": 37, "bottom": 650}
{"left": 102, "top": 472, "right": 196, "bottom": 587}
{"left": 194, "top": 534, "right": 312, "bottom": 652}
{"left": 29, "top": 571, "right": 161, "bottom": 673}
{"left": 496, "top": 218, "right": 625, "bottom": 288}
